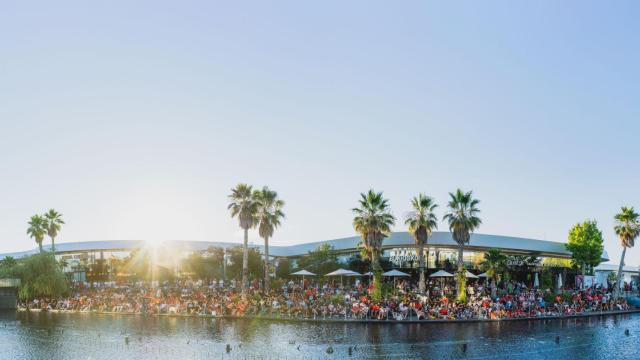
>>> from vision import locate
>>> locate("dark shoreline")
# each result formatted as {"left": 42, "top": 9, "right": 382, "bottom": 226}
{"left": 16, "top": 308, "right": 640, "bottom": 324}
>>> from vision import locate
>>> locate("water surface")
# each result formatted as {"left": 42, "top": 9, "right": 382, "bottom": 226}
{"left": 1, "top": 311, "right": 639, "bottom": 359}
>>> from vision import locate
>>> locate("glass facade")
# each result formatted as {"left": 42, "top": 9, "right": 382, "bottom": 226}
{"left": 384, "top": 247, "right": 571, "bottom": 271}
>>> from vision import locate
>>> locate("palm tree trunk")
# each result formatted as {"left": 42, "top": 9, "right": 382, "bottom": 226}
{"left": 38, "top": 241, "right": 43, "bottom": 253}
{"left": 371, "top": 249, "right": 382, "bottom": 301}
{"left": 491, "top": 275, "right": 497, "bottom": 298}
{"left": 264, "top": 236, "right": 270, "bottom": 292}
{"left": 456, "top": 244, "right": 464, "bottom": 298}
{"left": 242, "top": 227, "right": 249, "bottom": 294}
{"left": 51, "top": 236, "right": 56, "bottom": 253}
{"left": 418, "top": 245, "right": 425, "bottom": 294}
{"left": 615, "top": 247, "right": 626, "bottom": 298}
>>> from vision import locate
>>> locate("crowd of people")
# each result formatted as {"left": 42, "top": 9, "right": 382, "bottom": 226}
{"left": 20, "top": 277, "right": 635, "bottom": 321}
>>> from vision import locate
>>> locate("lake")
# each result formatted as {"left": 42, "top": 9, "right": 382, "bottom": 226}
{"left": 1, "top": 311, "right": 639, "bottom": 359}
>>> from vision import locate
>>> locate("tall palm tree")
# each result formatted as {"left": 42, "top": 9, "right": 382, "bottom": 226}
{"left": 27, "top": 214, "right": 47, "bottom": 253}
{"left": 405, "top": 194, "right": 438, "bottom": 294}
{"left": 613, "top": 206, "right": 640, "bottom": 298}
{"left": 228, "top": 183, "right": 258, "bottom": 294}
{"left": 353, "top": 189, "right": 395, "bottom": 301}
{"left": 44, "top": 209, "right": 65, "bottom": 253}
{"left": 443, "top": 189, "right": 481, "bottom": 301}
{"left": 254, "top": 186, "right": 285, "bottom": 292}
{"left": 481, "top": 248, "right": 506, "bottom": 298}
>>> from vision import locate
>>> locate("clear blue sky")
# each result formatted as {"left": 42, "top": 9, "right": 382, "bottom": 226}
{"left": 1, "top": 1, "right": 639, "bottom": 265}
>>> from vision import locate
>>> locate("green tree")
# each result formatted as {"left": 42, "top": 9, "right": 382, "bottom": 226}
{"left": 0, "top": 256, "right": 17, "bottom": 269}
{"left": 613, "top": 206, "right": 640, "bottom": 297}
{"left": 186, "top": 248, "right": 224, "bottom": 281}
{"left": 44, "top": 209, "right": 64, "bottom": 253}
{"left": 15, "top": 253, "right": 68, "bottom": 300}
{"left": 27, "top": 214, "right": 47, "bottom": 253}
{"left": 346, "top": 253, "right": 369, "bottom": 275}
{"left": 228, "top": 183, "right": 259, "bottom": 294}
{"left": 254, "top": 186, "right": 285, "bottom": 292}
{"left": 58, "top": 257, "right": 68, "bottom": 271}
{"left": 0, "top": 256, "right": 18, "bottom": 278}
{"left": 481, "top": 248, "right": 506, "bottom": 298}
{"left": 297, "top": 244, "right": 341, "bottom": 276}
{"left": 443, "top": 189, "right": 481, "bottom": 302}
{"left": 275, "top": 257, "right": 293, "bottom": 280}
{"left": 405, "top": 193, "right": 438, "bottom": 294}
{"left": 565, "top": 220, "right": 604, "bottom": 276}
{"left": 205, "top": 246, "right": 225, "bottom": 280}
{"left": 227, "top": 247, "right": 264, "bottom": 286}
{"left": 352, "top": 189, "right": 395, "bottom": 301}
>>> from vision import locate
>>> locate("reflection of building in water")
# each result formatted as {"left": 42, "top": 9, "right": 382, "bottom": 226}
{"left": 0, "top": 232, "right": 606, "bottom": 281}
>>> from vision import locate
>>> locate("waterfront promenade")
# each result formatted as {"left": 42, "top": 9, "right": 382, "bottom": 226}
{"left": 18, "top": 280, "right": 636, "bottom": 324}
{"left": 17, "top": 306, "right": 640, "bottom": 324}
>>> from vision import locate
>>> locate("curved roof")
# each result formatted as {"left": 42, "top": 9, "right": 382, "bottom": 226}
{"left": 1, "top": 231, "right": 607, "bottom": 261}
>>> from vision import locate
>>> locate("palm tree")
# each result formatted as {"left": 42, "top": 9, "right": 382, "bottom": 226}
{"left": 254, "top": 186, "right": 285, "bottom": 292}
{"left": 613, "top": 206, "right": 640, "bottom": 298}
{"left": 443, "top": 189, "right": 481, "bottom": 301}
{"left": 44, "top": 209, "right": 65, "bottom": 253}
{"left": 27, "top": 214, "right": 47, "bottom": 253}
{"left": 481, "top": 248, "right": 506, "bottom": 298}
{"left": 58, "top": 257, "right": 69, "bottom": 271}
{"left": 228, "top": 183, "right": 258, "bottom": 294}
{"left": 353, "top": 189, "right": 395, "bottom": 301}
{"left": 405, "top": 194, "right": 438, "bottom": 294}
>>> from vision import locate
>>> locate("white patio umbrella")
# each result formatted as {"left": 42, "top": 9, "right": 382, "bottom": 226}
{"left": 533, "top": 273, "right": 539, "bottom": 288}
{"left": 363, "top": 271, "right": 373, "bottom": 276}
{"left": 291, "top": 270, "right": 315, "bottom": 276}
{"left": 383, "top": 269, "right": 410, "bottom": 291}
{"left": 382, "top": 269, "right": 411, "bottom": 277}
{"left": 326, "top": 268, "right": 357, "bottom": 276}
{"left": 429, "top": 270, "right": 454, "bottom": 295}
{"left": 477, "top": 272, "right": 488, "bottom": 278}
{"left": 325, "top": 268, "right": 357, "bottom": 287}
{"left": 464, "top": 271, "right": 479, "bottom": 279}
{"left": 291, "top": 269, "right": 315, "bottom": 286}
{"left": 429, "top": 270, "right": 454, "bottom": 278}
{"left": 347, "top": 271, "right": 362, "bottom": 276}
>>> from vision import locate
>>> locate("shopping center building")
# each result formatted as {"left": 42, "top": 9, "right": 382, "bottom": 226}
{"left": 0, "top": 232, "right": 609, "bottom": 284}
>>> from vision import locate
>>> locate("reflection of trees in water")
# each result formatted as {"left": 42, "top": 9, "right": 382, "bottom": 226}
{"left": 15, "top": 311, "right": 64, "bottom": 359}
{"left": 230, "top": 318, "right": 266, "bottom": 343}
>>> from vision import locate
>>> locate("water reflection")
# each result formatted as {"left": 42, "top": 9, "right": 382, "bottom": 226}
{"left": 1, "top": 311, "right": 639, "bottom": 359}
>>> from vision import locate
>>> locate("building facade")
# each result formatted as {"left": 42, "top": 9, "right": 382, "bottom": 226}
{"left": 1, "top": 232, "right": 606, "bottom": 281}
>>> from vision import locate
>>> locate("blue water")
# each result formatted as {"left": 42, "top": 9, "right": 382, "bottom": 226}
{"left": 1, "top": 311, "right": 639, "bottom": 359}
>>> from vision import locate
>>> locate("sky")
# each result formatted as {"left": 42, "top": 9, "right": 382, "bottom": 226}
{"left": 1, "top": 1, "right": 639, "bottom": 265}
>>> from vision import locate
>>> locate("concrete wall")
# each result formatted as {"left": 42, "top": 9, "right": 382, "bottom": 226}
{"left": 0, "top": 287, "right": 17, "bottom": 310}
